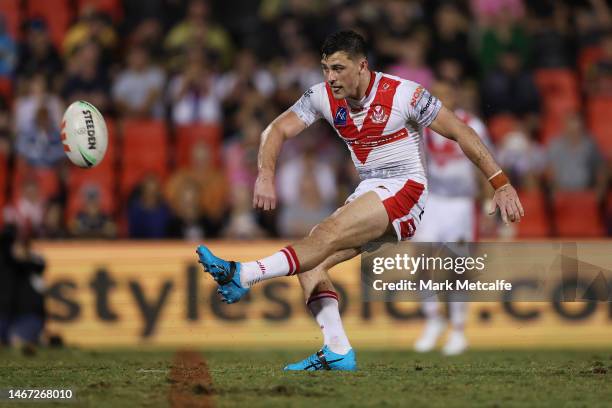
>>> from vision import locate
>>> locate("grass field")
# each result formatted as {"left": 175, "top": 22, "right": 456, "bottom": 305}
{"left": 1, "top": 348, "right": 611, "bottom": 407}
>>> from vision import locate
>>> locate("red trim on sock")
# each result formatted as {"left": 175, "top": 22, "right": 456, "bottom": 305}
{"left": 285, "top": 245, "right": 300, "bottom": 275}
{"left": 307, "top": 290, "right": 339, "bottom": 305}
{"left": 281, "top": 248, "right": 294, "bottom": 275}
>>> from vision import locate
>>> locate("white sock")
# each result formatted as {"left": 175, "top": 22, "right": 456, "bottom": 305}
{"left": 307, "top": 291, "right": 351, "bottom": 355}
{"left": 421, "top": 290, "right": 441, "bottom": 321}
{"left": 240, "top": 246, "right": 300, "bottom": 288}
{"left": 449, "top": 302, "right": 467, "bottom": 331}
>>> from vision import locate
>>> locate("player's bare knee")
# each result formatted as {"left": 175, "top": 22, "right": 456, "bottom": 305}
{"left": 309, "top": 221, "right": 343, "bottom": 252}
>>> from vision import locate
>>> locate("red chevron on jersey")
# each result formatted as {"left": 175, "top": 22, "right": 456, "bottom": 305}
{"left": 325, "top": 76, "right": 400, "bottom": 164}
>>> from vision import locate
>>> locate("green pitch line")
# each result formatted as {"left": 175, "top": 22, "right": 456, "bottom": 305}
{"left": 0, "top": 349, "right": 610, "bottom": 407}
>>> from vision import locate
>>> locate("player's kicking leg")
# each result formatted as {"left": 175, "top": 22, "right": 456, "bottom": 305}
{"left": 196, "top": 191, "right": 389, "bottom": 304}
{"left": 284, "top": 248, "right": 359, "bottom": 371}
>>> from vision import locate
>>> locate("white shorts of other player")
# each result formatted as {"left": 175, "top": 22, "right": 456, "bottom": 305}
{"left": 345, "top": 177, "right": 428, "bottom": 241}
{"left": 413, "top": 193, "right": 476, "bottom": 243}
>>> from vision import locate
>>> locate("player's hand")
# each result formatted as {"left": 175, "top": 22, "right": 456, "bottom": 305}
{"left": 253, "top": 171, "right": 277, "bottom": 211}
{"left": 488, "top": 184, "right": 524, "bottom": 225}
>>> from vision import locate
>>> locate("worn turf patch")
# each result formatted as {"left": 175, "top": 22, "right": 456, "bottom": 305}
{"left": 168, "top": 350, "right": 214, "bottom": 407}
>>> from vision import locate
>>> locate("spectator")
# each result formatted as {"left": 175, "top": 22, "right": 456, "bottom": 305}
{"left": 277, "top": 150, "right": 336, "bottom": 237}
{"left": 0, "top": 96, "right": 11, "bottom": 153}
{"left": 165, "top": 141, "right": 228, "bottom": 237}
{"left": 42, "top": 200, "right": 67, "bottom": 239}
{"left": 70, "top": 186, "right": 116, "bottom": 239}
{"left": 0, "top": 16, "right": 16, "bottom": 77}
{"left": 585, "top": 31, "right": 612, "bottom": 96}
{"left": 126, "top": 18, "right": 164, "bottom": 58}
{"left": 497, "top": 129, "right": 546, "bottom": 189}
{"left": 387, "top": 37, "right": 433, "bottom": 88}
{"left": 574, "top": 1, "right": 611, "bottom": 49}
{"left": 15, "top": 74, "right": 63, "bottom": 138}
{"left": 63, "top": 10, "right": 118, "bottom": 60}
{"left": 127, "top": 175, "right": 171, "bottom": 239}
{"left": 475, "top": 2, "right": 529, "bottom": 75}
{"left": 547, "top": 113, "right": 606, "bottom": 192}
{"left": 215, "top": 48, "right": 276, "bottom": 102}
{"left": 225, "top": 117, "right": 262, "bottom": 190}
{"left": 15, "top": 105, "right": 65, "bottom": 168}
{"left": 375, "top": 0, "right": 425, "bottom": 66}
{"left": 529, "top": 2, "right": 573, "bottom": 69}
{"left": 3, "top": 179, "right": 45, "bottom": 238}
{"left": 167, "top": 49, "right": 221, "bottom": 124}
{"left": 62, "top": 41, "right": 110, "bottom": 113}
{"left": 16, "top": 19, "right": 62, "bottom": 81}
{"left": 112, "top": 46, "right": 165, "bottom": 118}
{"left": 430, "top": 4, "right": 474, "bottom": 78}
{"left": 277, "top": 145, "right": 337, "bottom": 209}
{"left": 481, "top": 48, "right": 540, "bottom": 118}
{"left": 166, "top": 179, "right": 217, "bottom": 240}
{"left": 164, "top": 0, "right": 233, "bottom": 69}
{"left": 222, "top": 185, "right": 266, "bottom": 239}
{"left": 0, "top": 223, "right": 46, "bottom": 347}
{"left": 277, "top": 48, "right": 324, "bottom": 91}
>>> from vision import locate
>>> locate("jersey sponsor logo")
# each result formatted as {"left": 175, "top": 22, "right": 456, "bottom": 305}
{"left": 303, "top": 88, "right": 313, "bottom": 98}
{"left": 419, "top": 94, "right": 433, "bottom": 115}
{"left": 410, "top": 86, "right": 424, "bottom": 108}
{"left": 370, "top": 104, "right": 389, "bottom": 124}
{"left": 334, "top": 106, "right": 348, "bottom": 126}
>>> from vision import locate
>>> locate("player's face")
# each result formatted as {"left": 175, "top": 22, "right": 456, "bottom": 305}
{"left": 321, "top": 52, "right": 365, "bottom": 99}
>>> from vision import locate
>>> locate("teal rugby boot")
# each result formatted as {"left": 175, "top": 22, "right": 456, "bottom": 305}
{"left": 196, "top": 245, "right": 249, "bottom": 303}
{"left": 284, "top": 346, "right": 357, "bottom": 371}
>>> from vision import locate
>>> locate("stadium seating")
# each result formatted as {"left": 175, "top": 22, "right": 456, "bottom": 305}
{"left": 65, "top": 182, "right": 114, "bottom": 223}
{"left": 487, "top": 114, "right": 519, "bottom": 144}
{"left": 0, "top": 0, "right": 21, "bottom": 40}
{"left": 578, "top": 46, "right": 602, "bottom": 79}
{"left": 0, "top": 76, "right": 12, "bottom": 103}
{"left": 119, "top": 119, "right": 168, "bottom": 198}
{"left": 175, "top": 124, "right": 222, "bottom": 168}
{"left": 586, "top": 96, "right": 612, "bottom": 159}
{"left": 553, "top": 191, "right": 604, "bottom": 237}
{"left": 534, "top": 69, "right": 581, "bottom": 143}
{"left": 25, "top": 0, "right": 73, "bottom": 49}
{"left": 11, "top": 158, "right": 61, "bottom": 202}
{"left": 516, "top": 190, "right": 551, "bottom": 238}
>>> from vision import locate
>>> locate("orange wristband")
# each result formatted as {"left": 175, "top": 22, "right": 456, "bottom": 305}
{"left": 488, "top": 170, "right": 510, "bottom": 190}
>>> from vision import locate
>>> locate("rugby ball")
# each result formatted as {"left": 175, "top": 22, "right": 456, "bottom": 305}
{"left": 61, "top": 100, "right": 108, "bottom": 168}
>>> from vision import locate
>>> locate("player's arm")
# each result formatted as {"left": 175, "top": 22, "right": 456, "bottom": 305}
{"left": 429, "top": 106, "right": 524, "bottom": 224}
{"left": 253, "top": 110, "right": 307, "bottom": 211}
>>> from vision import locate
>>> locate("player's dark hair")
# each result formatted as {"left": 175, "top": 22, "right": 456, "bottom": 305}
{"left": 321, "top": 30, "right": 367, "bottom": 60}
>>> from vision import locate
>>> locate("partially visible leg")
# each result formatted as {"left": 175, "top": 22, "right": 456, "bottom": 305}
{"left": 291, "top": 192, "right": 389, "bottom": 272}
{"left": 443, "top": 292, "right": 469, "bottom": 356}
{"left": 298, "top": 248, "right": 360, "bottom": 354}
{"left": 412, "top": 195, "right": 446, "bottom": 352}
{"left": 230, "top": 192, "right": 389, "bottom": 289}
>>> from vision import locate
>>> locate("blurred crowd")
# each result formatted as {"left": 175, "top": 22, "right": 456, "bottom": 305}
{"left": 0, "top": 0, "right": 611, "bottom": 242}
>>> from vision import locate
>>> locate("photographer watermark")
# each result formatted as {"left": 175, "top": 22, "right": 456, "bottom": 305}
{"left": 361, "top": 242, "right": 612, "bottom": 302}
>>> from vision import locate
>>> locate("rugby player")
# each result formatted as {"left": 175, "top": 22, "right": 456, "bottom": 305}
{"left": 413, "top": 80, "right": 492, "bottom": 356}
{"left": 196, "top": 31, "right": 523, "bottom": 371}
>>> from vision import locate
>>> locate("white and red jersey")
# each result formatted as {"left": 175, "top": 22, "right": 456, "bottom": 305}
{"left": 290, "top": 72, "right": 442, "bottom": 185}
{"left": 424, "top": 110, "right": 490, "bottom": 198}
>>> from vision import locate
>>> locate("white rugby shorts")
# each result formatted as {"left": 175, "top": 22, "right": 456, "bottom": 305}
{"left": 345, "top": 178, "right": 428, "bottom": 241}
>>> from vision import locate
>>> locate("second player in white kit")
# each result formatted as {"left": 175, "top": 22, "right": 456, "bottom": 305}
{"left": 414, "top": 80, "right": 492, "bottom": 355}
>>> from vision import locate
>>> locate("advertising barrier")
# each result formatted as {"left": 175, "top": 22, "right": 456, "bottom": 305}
{"left": 37, "top": 241, "right": 612, "bottom": 348}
